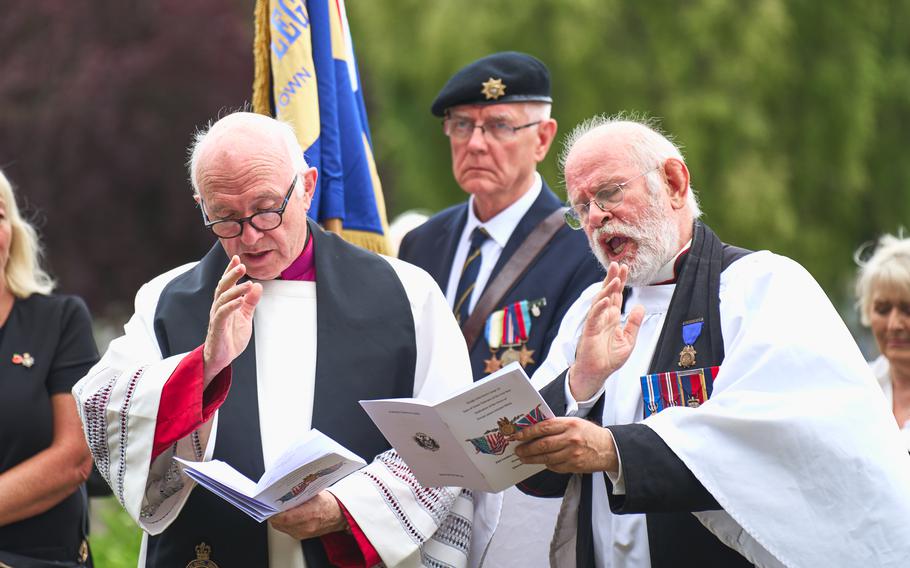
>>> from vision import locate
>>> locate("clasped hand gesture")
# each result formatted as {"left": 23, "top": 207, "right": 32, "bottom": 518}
{"left": 203, "top": 256, "right": 263, "bottom": 385}
{"left": 569, "top": 262, "right": 645, "bottom": 401}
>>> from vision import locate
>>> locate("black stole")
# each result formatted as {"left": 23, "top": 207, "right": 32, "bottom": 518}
{"left": 575, "top": 221, "right": 751, "bottom": 567}
{"left": 146, "top": 221, "right": 417, "bottom": 568}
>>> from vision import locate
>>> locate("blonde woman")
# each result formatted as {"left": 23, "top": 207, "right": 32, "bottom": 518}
{"left": 856, "top": 233, "right": 910, "bottom": 449}
{"left": 0, "top": 170, "right": 98, "bottom": 567}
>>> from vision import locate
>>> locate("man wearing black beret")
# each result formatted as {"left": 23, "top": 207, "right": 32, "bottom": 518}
{"left": 399, "top": 51, "right": 604, "bottom": 567}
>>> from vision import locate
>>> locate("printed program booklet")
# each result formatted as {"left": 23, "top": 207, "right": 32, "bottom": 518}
{"left": 360, "top": 362, "right": 555, "bottom": 492}
{"left": 174, "top": 429, "right": 365, "bottom": 522}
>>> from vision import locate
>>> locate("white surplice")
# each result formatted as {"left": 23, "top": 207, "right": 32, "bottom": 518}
{"left": 74, "top": 256, "right": 477, "bottom": 568}
{"left": 533, "top": 250, "right": 910, "bottom": 567}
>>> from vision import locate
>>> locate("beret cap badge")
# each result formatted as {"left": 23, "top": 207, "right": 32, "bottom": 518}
{"left": 481, "top": 77, "right": 506, "bottom": 100}
{"left": 430, "top": 51, "right": 552, "bottom": 117}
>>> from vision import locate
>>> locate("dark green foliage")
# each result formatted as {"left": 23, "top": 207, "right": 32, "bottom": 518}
{"left": 88, "top": 497, "right": 141, "bottom": 567}
{"left": 348, "top": 0, "right": 910, "bottom": 301}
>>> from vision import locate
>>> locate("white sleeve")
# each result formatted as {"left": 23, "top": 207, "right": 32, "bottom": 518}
{"left": 387, "top": 257, "right": 473, "bottom": 401}
{"left": 562, "top": 367, "right": 607, "bottom": 417}
{"left": 327, "top": 257, "right": 474, "bottom": 567}
{"left": 72, "top": 263, "right": 215, "bottom": 535}
{"left": 603, "top": 429, "right": 626, "bottom": 494}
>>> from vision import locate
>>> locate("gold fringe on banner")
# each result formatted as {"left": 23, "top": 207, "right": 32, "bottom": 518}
{"left": 322, "top": 218, "right": 342, "bottom": 234}
{"left": 341, "top": 229, "right": 393, "bottom": 255}
{"left": 252, "top": 0, "right": 272, "bottom": 116}
{"left": 322, "top": 220, "right": 390, "bottom": 255}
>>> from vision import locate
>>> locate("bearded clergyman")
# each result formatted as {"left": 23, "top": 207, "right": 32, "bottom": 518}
{"left": 513, "top": 115, "right": 910, "bottom": 568}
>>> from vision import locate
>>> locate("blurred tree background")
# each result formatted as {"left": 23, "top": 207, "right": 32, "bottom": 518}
{"left": 2, "top": 0, "right": 908, "bottom": 323}
{"left": 0, "top": 0, "right": 254, "bottom": 325}
{"left": 350, "top": 0, "right": 910, "bottom": 305}
{"left": 2, "top": 0, "right": 908, "bottom": 564}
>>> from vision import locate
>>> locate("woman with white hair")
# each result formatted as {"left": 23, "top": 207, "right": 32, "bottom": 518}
{"left": 0, "top": 169, "right": 99, "bottom": 567}
{"left": 856, "top": 233, "right": 910, "bottom": 449}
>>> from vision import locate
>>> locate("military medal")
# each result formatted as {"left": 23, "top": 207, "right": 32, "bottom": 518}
{"left": 662, "top": 372, "right": 681, "bottom": 408}
{"left": 484, "top": 309, "right": 505, "bottom": 373}
{"left": 501, "top": 302, "right": 528, "bottom": 367}
{"left": 499, "top": 346, "right": 520, "bottom": 366}
{"left": 641, "top": 373, "right": 661, "bottom": 418}
{"left": 517, "top": 344, "right": 536, "bottom": 367}
{"left": 678, "top": 318, "right": 704, "bottom": 368}
{"left": 186, "top": 542, "right": 220, "bottom": 568}
{"left": 678, "top": 345, "right": 696, "bottom": 368}
{"left": 641, "top": 366, "right": 718, "bottom": 418}
{"left": 483, "top": 300, "right": 545, "bottom": 373}
{"left": 678, "top": 367, "right": 714, "bottom": 408}
{"left": 483, "top": 354, "right": 503, "bottom": 374}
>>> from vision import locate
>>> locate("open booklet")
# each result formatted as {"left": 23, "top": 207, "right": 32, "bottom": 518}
{"left": 360, "top": 362, "right": 554, "bottom": 492}
{"left": 174, "top": 429, "right": 366, "bottom": 522}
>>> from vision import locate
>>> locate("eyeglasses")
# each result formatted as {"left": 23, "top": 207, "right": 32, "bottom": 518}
{"left": 443, "top": 117, "right": 541, "bottom": 142}
{"left": 200, "top": 176, "right": 297, "bottom": 239}
{"left": 564, "top": 167, "right": 659, "bottom": 230}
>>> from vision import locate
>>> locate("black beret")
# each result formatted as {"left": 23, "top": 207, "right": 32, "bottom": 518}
{"left": 430, "top": 51, "right": 552, "bottom": 117}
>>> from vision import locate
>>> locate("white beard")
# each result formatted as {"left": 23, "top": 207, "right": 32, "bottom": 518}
{"left": 589, "top": 198, "right": 680, "bottom": 286}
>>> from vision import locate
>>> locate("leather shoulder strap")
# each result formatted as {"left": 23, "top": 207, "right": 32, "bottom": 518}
{"left": 462, "top": 208, "right": 566, "bottom": 350}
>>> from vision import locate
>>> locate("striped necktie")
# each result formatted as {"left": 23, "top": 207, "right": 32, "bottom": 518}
{"left": 453, "top": 226, "right": 490, "bottom": 324}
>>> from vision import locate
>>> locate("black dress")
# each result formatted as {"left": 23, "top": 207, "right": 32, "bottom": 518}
{"left": 0, "top": 294, "right": 98, "bottom": 563}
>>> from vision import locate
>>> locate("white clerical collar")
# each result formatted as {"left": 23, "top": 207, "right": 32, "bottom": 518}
{"left": 464, "top": 172, "right": 542, "bottom": 248}
{"left": 650, "top": 239, "right": 693, "bottom": 285}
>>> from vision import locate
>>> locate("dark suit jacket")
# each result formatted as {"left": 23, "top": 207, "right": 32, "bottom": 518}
{"left": 398, "top": 181, "right": 604, "bottom": 380}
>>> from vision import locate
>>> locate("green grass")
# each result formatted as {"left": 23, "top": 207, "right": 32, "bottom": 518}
{"left": 88, "top": 497, "right": 142, "bottom": 567}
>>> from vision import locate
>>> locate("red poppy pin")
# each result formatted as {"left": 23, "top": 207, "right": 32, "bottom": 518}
{"left": 12, "top": 353, "right": 34, "bottom": 368}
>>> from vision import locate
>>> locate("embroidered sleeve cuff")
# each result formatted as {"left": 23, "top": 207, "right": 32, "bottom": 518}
{"left": 321, "top": 496, "right": 381, "bottom": 568}
{"left": 563, "top": 368, "right": 605, "bottom": 418}
{"left": 151, "top": 345, "right": 231, "bottom": 460}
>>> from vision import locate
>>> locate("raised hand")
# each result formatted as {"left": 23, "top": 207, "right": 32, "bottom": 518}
{"left": 569, "top": 262, "right": 645, "bottom": 401}
{"left": 203, "top": 256, "right": 263, "bottom": 384}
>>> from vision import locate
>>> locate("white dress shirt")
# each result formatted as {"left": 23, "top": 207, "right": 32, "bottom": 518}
{"left": 444, "top": 173, "right": 542, "bottom": 312}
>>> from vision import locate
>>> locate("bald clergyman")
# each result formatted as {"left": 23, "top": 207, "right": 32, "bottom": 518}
{"left": 73, "top": 112, "right": 477, "bottom": 568}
